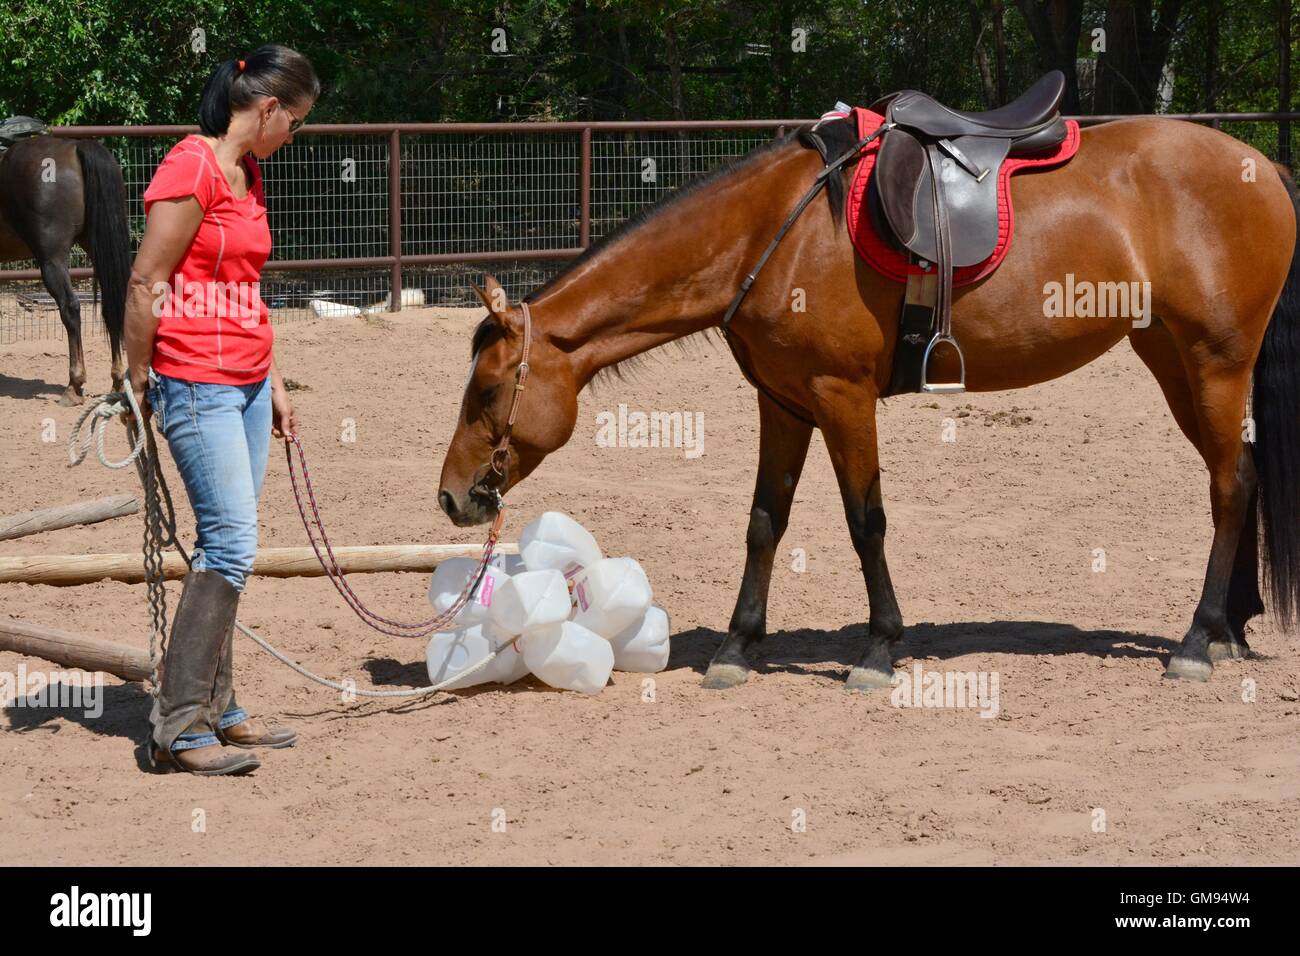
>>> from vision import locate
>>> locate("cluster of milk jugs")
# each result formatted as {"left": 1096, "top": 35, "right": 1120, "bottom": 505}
{"left": 426, "top": 512, "right": 670, "bottom": 694}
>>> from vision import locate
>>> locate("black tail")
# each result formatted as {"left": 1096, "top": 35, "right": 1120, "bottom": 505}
{"left": 75, "top": 140, "right": 130, "bottom": 360}
{"left": 1252, "top": 164, "right": 1300, "bottom": 629}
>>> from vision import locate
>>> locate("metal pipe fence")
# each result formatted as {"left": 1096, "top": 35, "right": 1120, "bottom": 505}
{"left": 2, "top": 113, "right": 1296, "bottom": 344}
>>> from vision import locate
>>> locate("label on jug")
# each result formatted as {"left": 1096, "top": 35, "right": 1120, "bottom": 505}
{"left": 477, "top": 574, "right": 495, "bottom": 606}
{"left": 561, "top": 561, "right": 590, "bottom": 611}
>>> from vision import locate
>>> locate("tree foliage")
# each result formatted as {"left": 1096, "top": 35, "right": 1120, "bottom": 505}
{"left": 0, "top": 0, "right": 1294, "bottom": 124}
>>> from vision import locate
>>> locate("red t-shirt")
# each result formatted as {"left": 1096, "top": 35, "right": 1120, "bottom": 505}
{"left": 142, "top": 135, "right": 274, "bottom": 384}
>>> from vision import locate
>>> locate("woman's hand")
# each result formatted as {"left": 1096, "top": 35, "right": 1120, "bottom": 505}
{"left": 120, "top": 368, "right": 152, "bottom": 431}
{"left": 271, "top": 383, "right": 297, "bottom": 440}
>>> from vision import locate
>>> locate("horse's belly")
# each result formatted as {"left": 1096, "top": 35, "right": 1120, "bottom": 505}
{"left": 0, "top": 216, "right": 32, "bottom": 262}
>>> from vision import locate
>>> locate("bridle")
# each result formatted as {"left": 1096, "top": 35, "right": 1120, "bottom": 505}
{"left": 469, "top": 299, "right": 533, "bottom": 511}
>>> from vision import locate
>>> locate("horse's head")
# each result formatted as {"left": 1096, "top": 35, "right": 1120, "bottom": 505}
{"left": 438, "top": 276, "right": 580, "bottom": 526}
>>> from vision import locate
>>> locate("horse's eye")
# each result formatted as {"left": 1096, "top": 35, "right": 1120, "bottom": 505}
{"left": 480, "top": 384, "right": 499, "bottom": 405}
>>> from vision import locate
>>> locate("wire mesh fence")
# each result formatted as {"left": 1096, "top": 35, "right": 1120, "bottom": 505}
{"left": 0, "top": 122, "right": 790, "bottom": 342}
{"left": 1, "top": 114, "right": 1292, "bottom": 344}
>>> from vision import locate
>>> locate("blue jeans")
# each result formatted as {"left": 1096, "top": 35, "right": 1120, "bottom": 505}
{"left": 147, "top": 367, "right": 271, "bottom": 592}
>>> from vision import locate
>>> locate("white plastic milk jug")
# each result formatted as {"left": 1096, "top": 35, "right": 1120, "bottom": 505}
{"left": 609, "top": 604, "right": 670, "bottom": 673}
{"left": 520, "top": 621, "right": 615, "bottom": 695}
{"left": 571, "top": 557, "right": 653, "bottom": 636}
{"left": 427, "top": 557, "right": 509, "bottom": 626}
{"left": 426, "top": 621, "right": 530, "bottom": 689}
{"left": 488, "top": 569, "right": 572, "bottom": 634}
{"left": 519, "top": 513, "right": 603, "bottom": 581}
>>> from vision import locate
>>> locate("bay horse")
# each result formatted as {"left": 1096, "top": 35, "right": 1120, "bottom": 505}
{"left": 437, "top": 115, "right": 1300, "bottom": 688}
{"left": 0, "top": 135, "right": 130, "bottom": 404}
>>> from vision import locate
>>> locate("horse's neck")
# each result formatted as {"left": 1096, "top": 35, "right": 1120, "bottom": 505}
{"left": 534, "top": 143, "right": 807, "bottom": 387}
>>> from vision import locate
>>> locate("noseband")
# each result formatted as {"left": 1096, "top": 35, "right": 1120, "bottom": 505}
{"left": 470, "top": 300, "right": 533, "bottom": 510}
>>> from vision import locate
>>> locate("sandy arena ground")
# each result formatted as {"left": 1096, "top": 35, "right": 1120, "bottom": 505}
{"left": 2, "top": 305, "right": 1298, "bottom": 866}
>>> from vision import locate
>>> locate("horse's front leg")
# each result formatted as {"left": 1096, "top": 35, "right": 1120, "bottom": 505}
{"left": 816, "top": 385, "right": 904, "bottom": 691}
{"left": 702, "top": 392, "right": 813, "bottom": 689}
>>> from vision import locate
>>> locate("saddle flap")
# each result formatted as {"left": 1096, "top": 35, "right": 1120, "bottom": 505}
{"left": 874, "top": 128, "right": 928, "bottom": 251}
{"left": 875, "top": 129, "right": 1011, "bottom": 267}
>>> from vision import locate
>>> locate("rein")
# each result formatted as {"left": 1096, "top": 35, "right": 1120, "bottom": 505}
{"left": 718, "top": 122, "right": 892, "bottom": 426}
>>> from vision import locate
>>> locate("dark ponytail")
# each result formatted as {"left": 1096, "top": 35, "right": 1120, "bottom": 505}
{"left": 197, "top": 44, "right": 321, "bottom": 136}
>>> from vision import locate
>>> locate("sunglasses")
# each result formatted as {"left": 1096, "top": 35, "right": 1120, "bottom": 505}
{"left": 251, "top": 90, "right": 305, "bottom": 132}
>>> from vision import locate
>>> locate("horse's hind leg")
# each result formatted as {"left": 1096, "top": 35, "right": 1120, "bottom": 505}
{"left": 40, "top": 255, "right": 87, "bottom": 405}
{"left": 1128, "top": 321, "right": 1258, "bottom": 665}
{"left": 1129, "top": 322, "right": 1259, "bottom": 663}
{"left": 702, "top": 392, "right": 813, "bottom": 689}
{"left": 1150, "top": 328, "right": 1259, "bottom": 681}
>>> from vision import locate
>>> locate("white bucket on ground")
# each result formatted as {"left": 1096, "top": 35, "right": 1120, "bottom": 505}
{"left": 520, "top": 621, "right": 614, "bottom": 695}
{"left": 309, "top": 298, "right": 362, "bottom": 318}
{"left": 571, "top": 557, "right": 653, "bottom": 637}
{"left": 426, "top": 622, "right": 530, "bottom": 689}
{"left": 609, "top": 604, "right": 670, "bottom": 673}
{"left": 519, "top": 512, "right": 602, "bottom": 578}
{"left": 488, "top": 569, "right": 572, "bottom": 634}
{"left": 363, "top": 288, "right": 427, "bottom": 313}
{"left": 427, "top": 558, "right": 509, "bottom": 626}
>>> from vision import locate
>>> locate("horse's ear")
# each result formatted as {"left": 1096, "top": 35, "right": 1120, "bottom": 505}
{"left": 472, "top": 274, "right": 510, "bottom": 318}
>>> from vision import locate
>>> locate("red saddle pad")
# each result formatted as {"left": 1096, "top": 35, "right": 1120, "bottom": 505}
{"left": 845, "top": 107, "right": 1081, "bottom": 286}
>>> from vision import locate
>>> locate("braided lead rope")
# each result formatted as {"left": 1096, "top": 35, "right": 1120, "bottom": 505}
{"left": 283, "top": 431, "right": 503, "bottom": 638}
{"left": 68, "top": 390, "right": 170, "bottom": 698}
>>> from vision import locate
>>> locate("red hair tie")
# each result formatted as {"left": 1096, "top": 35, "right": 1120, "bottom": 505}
{"left": 238, "top": 59, "right": 246, "bottom": 72}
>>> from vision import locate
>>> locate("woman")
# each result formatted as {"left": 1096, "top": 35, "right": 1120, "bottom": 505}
{"left": 124, "top": 45, "right": 319, "bottom": 775}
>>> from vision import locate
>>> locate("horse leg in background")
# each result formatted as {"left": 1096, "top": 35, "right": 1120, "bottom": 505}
{"left": 702, "top": 392, "right": 813, "bottom": 689}
{"left": 108, "top": 322, "right": 126, "bottom": 393}
{"left": 1157, "top": 329, "right": 1260, "bottom": 682}
{"left": 40, "top": 254, "right": 87, "bottom": 405}
{"left": 1128, "top": 321, "right": 1258, "bottom": 662}
{"left": 815, "top": 386, "right": 905, "bottom": 691}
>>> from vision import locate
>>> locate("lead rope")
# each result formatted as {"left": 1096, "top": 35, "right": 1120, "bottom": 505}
{"left": 69, "top": 389, "right": 512, "bottom": 700}
{"left": 284, "top": 431, "right": 504, "bottom": 638}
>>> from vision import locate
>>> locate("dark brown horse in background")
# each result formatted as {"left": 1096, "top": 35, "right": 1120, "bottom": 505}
{"left": 438, "top": 114, "right": 1300, "bottom": 689}
{"left": 0, "top": 135, "right": 130, "bottom": 404}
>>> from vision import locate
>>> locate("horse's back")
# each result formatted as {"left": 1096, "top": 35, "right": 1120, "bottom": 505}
{"left": 0, "top": 136, "right": 85, "bottom": 261}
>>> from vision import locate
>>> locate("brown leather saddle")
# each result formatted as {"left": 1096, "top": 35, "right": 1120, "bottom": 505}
{"left": 866, "top": 71, "right": 1068, "bottom": 392}
{"left": 869, "top": 71, "right": 1067, "bottom": 268}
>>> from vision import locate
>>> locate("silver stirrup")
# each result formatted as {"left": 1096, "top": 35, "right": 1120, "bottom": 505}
{"left": 920, "top": 333, "right": 966, "bottom": 394}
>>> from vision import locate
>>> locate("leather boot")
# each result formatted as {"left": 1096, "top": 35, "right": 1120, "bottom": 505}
{"left": 212, "top": 620, "right": 298, "bottom": 749}
{"left": 149, "top": 569, "right": 260, "bottom": 776}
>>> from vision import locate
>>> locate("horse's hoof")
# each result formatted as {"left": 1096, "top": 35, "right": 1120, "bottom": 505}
{"left": 701, "top": 663, "right": 749, "bottom": 689}
{"left": 1208, "top": 638, "right": 1248, "bottom": 662}
{"left": 1164, "top": 655, "right": 1213, "bottom": 682}
{"left": 58, "top": 389, "right": 84, "bottom": 406}
{"left": 845, "top": 666, "right": 895, "bottom": 692}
